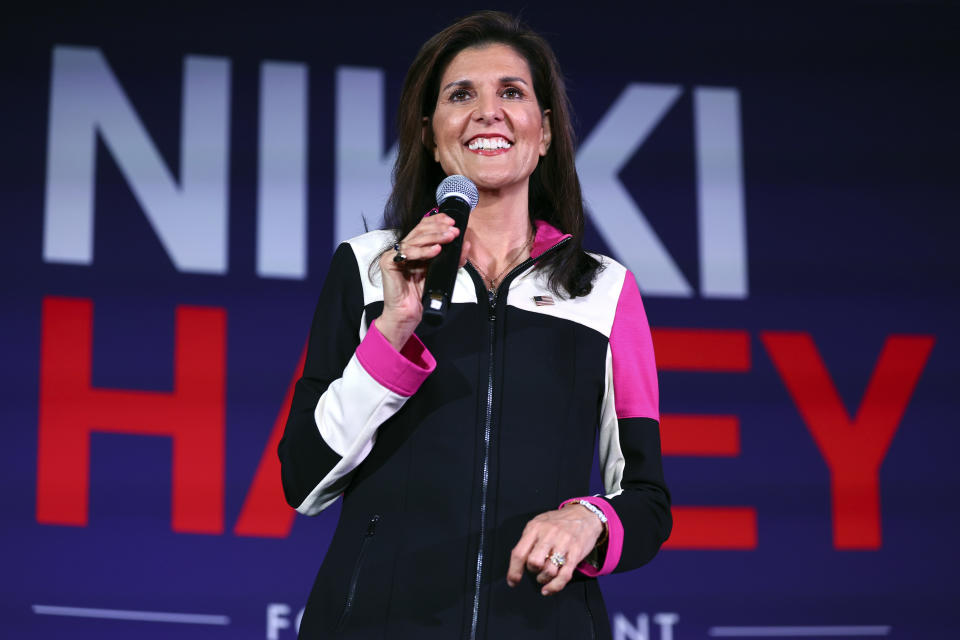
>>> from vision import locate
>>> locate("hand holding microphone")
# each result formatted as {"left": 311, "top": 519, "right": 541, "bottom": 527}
{"left": 375, "top": 175, "right": 478, "bottom": 349}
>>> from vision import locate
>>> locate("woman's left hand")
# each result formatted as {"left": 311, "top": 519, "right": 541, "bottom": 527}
{"left": 507, "top": 504, "right": 605, "bottom": 596}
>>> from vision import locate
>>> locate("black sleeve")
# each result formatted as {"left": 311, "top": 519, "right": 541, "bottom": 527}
{"left": 277, "top": 242, "right": 364, "bottom": 511}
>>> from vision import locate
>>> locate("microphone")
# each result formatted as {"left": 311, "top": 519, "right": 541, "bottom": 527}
{"left": 421, "top": 175, "right": 479, "bottom": 325}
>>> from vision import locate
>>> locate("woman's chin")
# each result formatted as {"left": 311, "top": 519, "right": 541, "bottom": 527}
{"left": 466, "top": 172, "right": 530, "bottom": 196}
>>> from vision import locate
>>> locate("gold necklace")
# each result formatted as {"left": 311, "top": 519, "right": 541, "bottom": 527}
{"left": 469, "top": 233, "right": 535, "bottom": 293}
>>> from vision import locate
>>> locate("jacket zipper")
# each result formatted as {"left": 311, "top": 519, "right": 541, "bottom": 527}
{"left": 337, "top": 514, "right": 380, "bottom": 631}
{"left": 469, "top": 295, "right": 495, "bottom": 640}
{"left": 467, "top": 237, "right": 570, "bottom": 640}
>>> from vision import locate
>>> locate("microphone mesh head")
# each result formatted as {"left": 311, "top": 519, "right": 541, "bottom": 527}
{"left": 436, "top": 175, "right": 479, "bottom": 210}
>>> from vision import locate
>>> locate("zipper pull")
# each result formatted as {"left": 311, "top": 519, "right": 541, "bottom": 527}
{"left": 366, "top": 514, "right": 380, "bottom": 536}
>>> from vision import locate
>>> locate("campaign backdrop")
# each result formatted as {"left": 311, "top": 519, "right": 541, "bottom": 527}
{"left": 2, "top": 2, "right": 958, "bottom": 638}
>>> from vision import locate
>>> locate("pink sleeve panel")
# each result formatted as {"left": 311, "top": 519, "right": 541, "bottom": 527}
{"left": 355, "top": 322, "right": 436, "bottom": 397}
{"left": 560, "top": 496, "right": 624, "bottom": 577}
{"left": 610, "top": 271, "right": 659, "bottom": 420}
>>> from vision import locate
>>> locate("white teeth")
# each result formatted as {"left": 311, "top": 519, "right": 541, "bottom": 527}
{"left": 468, "top": 137, "right": 512, "bottom": 150}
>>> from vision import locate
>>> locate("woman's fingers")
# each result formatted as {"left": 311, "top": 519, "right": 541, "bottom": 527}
{"left": 389, "top": 217, "right": 460, "bottom": 265}
{"left": 540, "top": 564, "right": 577, "bottom": 596}
{"left": 406, "top": 214, "right": 457, "bottom": 244}
{"left": 535, "top": 551, "right": 562, "bottom": 584}
{"left": 402, "top": 228, "right": 457, "bottom": 254}
{"left": 507, "top": 528, "right": 537, "bottom": 587}
{"left": 507, "top": 507, "right": 605, "bottom": 595}
{"left": 375, "top": 214, "right": 463, "bottom": 350}
{"left": 380, "top": 217, "right": 458, "bottom": 277}
{"left": 388, "top": 241, "right": 443, "bottom": 265}
{"left": 526, "top": 538, "right": 555, "bottom": 574}
{"left": 508, "top": 523, "right": 578, "bottom": 594}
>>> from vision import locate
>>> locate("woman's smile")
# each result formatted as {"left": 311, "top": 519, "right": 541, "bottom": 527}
{"left": 465, "top": 135, "right": 514, "bottom": 154}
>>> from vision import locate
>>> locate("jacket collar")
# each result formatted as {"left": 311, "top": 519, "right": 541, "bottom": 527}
{"left": 530, "top": 220, "right": 572, "bottom": 260}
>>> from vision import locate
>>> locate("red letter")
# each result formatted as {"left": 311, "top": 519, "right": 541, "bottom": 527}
{"left": 37, "top": 296, "right": 226, "bottom": 534}
{"left": 234, "top": 346, "right": 305, "bottom": 537}
{"left": 665, "top": 507, "right": 757, "bottom": 550}
{"left": 762, "top": 332, "right": 934, "bottom": 549}
{"left": 654, "top": 329, "right": 757, "bottom": 549}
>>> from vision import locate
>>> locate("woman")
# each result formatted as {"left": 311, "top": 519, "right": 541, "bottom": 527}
{"left": 279, "top": 11, "right": 671, "bottom": 639}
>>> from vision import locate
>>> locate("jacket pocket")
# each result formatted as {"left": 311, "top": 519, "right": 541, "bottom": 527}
{"left": 335, "top": 514, "right": 381, "bottom": 632}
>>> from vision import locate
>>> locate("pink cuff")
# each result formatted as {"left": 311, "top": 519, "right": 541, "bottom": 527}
{"left": 560, "top": 496, "right": 623, "bottom": 577}
{"left": 356, "top": 322, "right": 436, "bottom": 397}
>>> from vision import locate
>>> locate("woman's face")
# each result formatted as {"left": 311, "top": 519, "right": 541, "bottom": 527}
{"left": 429, "top": 43, "right": 551, "bottom": 194}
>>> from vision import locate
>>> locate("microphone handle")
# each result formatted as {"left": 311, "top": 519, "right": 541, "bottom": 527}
{"left": 421, "top": 197, "right": 471, "bottom": 325}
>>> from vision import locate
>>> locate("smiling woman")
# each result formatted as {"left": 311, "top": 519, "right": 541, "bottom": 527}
{"left": 278, "top": 10, "right": 671, "bottom": 640}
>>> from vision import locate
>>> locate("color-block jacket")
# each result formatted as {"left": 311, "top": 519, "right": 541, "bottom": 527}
{"left": 278, "top": 221, "right": 671, "bottom": 640}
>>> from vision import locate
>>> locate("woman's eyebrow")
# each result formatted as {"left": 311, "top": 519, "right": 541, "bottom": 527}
{"left": 440, "top": 76, "right": 530, "bottom": 93}
{"left": 441, "top": 79, "right": 473, "bottom": 93}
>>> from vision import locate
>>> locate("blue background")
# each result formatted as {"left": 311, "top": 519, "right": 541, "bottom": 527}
{"left": 2, "top": 2, "right": 958, "bottom": 638}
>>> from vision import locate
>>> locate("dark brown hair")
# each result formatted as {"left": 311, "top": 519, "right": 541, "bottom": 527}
{"left": 383, "top": 10, "right": 600, "bottom": 297}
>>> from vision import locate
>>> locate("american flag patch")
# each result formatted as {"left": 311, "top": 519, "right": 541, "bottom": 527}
{"left": 533, "top": 295, "right": 555, "bottom": 306}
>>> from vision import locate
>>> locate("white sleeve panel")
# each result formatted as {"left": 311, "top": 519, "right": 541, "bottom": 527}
{"left": 599, "top": 344, "right": 626, "bottom": 499}
{"left": 296, "top": 353, "right": 411, "bottom": 515}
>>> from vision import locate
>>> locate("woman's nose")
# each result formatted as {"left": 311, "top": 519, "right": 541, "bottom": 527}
{"left": 473, "top": 93, "right": 503, "bottom": 123}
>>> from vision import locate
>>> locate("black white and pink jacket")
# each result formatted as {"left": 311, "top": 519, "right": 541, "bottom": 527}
{"left": 279, "top": 220, "right": 671, "bottom": 640}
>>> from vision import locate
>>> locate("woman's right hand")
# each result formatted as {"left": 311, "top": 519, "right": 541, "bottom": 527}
{"left": 374, "top": 213, "right": 469, "bottom": 351}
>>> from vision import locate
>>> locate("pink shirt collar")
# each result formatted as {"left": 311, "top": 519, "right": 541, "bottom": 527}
{"left": 530, "top": 219, "right": 572, "bottom": 260}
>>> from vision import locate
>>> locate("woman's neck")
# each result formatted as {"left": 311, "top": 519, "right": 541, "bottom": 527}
{"left": 465, "top": 186, "right": 535, "bottom": 289}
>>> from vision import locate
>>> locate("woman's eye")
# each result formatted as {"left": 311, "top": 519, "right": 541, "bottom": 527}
{"left": 502, "top": 86, "right": 523, "bottom": 99}
{"left": 450, "top": 88, "right": 471, "bottom": 102}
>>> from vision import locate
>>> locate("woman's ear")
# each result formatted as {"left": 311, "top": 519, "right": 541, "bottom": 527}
{"left": 421, "top": 116, "right": 439, "bottom": 162}
{"left": 539, "top": 109, "right": 552, "bottom": 156}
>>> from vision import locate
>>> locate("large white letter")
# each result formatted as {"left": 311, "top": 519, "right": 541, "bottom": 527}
{"left": 653, "top": 612, "right": 679, "bottom": 640}
{"left": 613, "top": 612, "right": 650, "bottom": 640}
{"left": 694, "top": 87, "right": 747, "bottom": 298}
{"left": 334, "top": 67, "right": 397, "bottom": 245}
{"left": 265, "top": 603, "right": 290, "bottom": 640}
{"left": 576, "top": 84, "right": 692, "bottom": 297}
{"left": 257, "top": 61, "right": 308, "bottom": 279}
{"left": 43, "top": 46, "right": 230, "bottom": 273}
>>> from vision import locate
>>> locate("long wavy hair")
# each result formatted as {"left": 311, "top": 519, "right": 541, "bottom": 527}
{"left": 383, "top": 10, "right": 600, "bottom": 297}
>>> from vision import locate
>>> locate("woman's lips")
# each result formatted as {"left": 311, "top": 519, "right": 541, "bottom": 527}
{"left": 469, "top": 146, "right": 511, "bottom": 156}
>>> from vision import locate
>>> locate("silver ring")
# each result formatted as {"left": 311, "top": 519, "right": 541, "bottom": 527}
{"left": 392, "top": 242, "right": 407, "bottom": 263}
{"left": 549, "top": 552, "right": 566, "bottom": 568}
